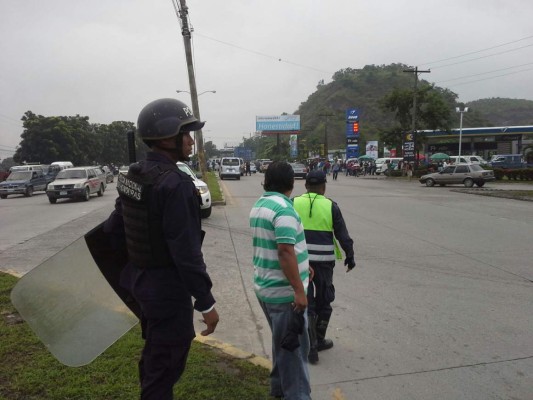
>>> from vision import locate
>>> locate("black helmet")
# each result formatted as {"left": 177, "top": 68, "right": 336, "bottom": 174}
{"left": 137, "top": 98, "right": 205, "bottom": 141}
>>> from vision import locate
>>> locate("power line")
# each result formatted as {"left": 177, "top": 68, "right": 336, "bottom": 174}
{"left": 435, "top": 62, "right": 533, "bottom": 84}
{"left": 428, "top": 43, "right": 533, "bottom": 70}
{"left": 418, "top": 34, "right": 533, "bottom": 67}
{"left": 194, "top": 32, "right": 334, "bottom": 74}
{"left": 446, "top": 66, "right": 533, "bottom": 88}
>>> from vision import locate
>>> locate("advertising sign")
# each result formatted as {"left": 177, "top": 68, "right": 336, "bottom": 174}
{"left": 290, "top": 135, "right": 298, "bottom": 158}
{"left": 346, "top": 136, "right": 358, "bottom": 145}
{"left": 403, "top": 132, "right": 416, "bottom": 161}
{"left": 346, "top": 108, "right": 360, "bottom": 158}
{"left": 346, "top": 145, "right": 359, "bottom": 159}
{"left": 256, "top": 115, "right": 300, "bottom": 132}
{"left": 365, "top": 141, "right": 378, "bottom": 159}
{"left": 346, "top": 109, "right": 359, "bottom": 121}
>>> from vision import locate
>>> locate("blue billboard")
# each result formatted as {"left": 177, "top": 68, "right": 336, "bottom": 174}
{"left": 256, "top": 115, "right": 300, "bottom": 131}
{"left": 346, "top": 108, "right": 360, "bottom": 158}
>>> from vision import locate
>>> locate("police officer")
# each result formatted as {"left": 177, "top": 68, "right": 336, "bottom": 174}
{"left": 293, "top": 170, "right": 355, "bottom": 364}
{"left": 105, "top": 98, "right": 219, "bottom": 399}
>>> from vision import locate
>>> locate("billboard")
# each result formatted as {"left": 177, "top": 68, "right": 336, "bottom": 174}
{"left": 290, "top": 135, "right": 298, "bottom": 158}
{"left": 346, "top": 108, "right": 360, "bottom": 158}
{"left": 256, "top": 115, "right": 300, "bottom": 132}
{"left": 365, "top": 141, "right": 378, "bottom": 159}
{"left": 403, "top": 132, "right": 416, "bottom": 162}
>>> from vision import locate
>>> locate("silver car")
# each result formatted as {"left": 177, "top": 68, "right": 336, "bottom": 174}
{"left": 290, "top": 163, "right": 308, "bottom": 179}
{"left": 419, "top": 164, "right": 495, "bottom": 188}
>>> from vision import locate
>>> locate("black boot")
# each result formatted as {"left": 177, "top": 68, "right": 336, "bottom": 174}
{"left": 316, "top": 317, "right": 334, "bottom": 352}
{"left": 308, "top": 315, "right": 319, "bottom": 364}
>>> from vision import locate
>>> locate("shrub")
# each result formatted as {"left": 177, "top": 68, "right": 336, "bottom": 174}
{"left": 493, "top": 169, "right": 505, "bottom": 180}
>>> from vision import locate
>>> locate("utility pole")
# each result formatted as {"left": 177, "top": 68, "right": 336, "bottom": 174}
{"left": 403, "top": 67, "right": 430, "bottom": 165}
{"left": 177, "top": 0, "right": 207, "bottom": 177}
{"left": 318, "top": 112, "right": 335, "bottom": 159}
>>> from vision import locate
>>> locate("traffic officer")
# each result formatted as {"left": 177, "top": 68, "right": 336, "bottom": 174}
{"left": 105, "top": 98, "right": 219, "bottom": 399}
{"left": 293, "top": 170, "right": 355, "bottom": 364}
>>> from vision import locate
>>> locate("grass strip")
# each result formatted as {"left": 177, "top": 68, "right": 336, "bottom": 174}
{"left": 0, "top": 272, "right": 271, "bottom": 399}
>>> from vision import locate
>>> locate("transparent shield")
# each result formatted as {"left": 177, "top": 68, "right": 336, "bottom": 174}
{"left": 11, "top": 236, "right": 138, "bottom": 367}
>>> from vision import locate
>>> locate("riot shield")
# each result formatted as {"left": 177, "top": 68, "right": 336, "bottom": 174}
{"left": 10, "top": 225, "right": 138, "bottom": 367}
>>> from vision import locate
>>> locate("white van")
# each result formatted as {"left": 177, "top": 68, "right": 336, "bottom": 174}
{"left": 375, "top": 158, "right": 403, "bottom": 175}
{"left": 50, "top": 161, "right": 74, "bottom": 170}
{"left": 219, "top": 157, "right": 241, "bottom": 180}
{"left": 449, "top": 155, "right": 487, "bottom": 165}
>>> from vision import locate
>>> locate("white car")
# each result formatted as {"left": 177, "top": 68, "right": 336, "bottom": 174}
{"left": 46, "top": 166, "right": 107, "bottom": 203}
{"left": 177, "top": 162, "right": 212, "bottom": 218}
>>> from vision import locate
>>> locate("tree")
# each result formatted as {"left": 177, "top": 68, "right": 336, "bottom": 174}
{"left": 379, "top": 84, "right": 457, "bottom": 151}
{"left": 15, "top": 112, "right": 92, "bottom": 165}
{"left": 203, "top": 140, "right": 219, "bottom": 159}
{"left": 93, "top": 121, "right": 136, "bottom": 165}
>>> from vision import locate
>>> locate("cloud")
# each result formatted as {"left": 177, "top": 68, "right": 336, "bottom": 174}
{"left": 1, "top": 0, "right": 532, "bottom": 156}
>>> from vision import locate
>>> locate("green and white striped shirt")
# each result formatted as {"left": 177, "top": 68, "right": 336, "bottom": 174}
{"left": 249, "top": 191, "right": 309, "bottom": 303}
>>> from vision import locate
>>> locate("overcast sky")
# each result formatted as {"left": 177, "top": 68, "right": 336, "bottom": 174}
{"left": 1, "top": 0, "right": 533, "bottom": 159}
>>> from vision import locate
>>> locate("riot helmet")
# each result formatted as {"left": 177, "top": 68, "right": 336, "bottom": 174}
{"left": 137, "top": 98, "right": 205, "bottom": 142}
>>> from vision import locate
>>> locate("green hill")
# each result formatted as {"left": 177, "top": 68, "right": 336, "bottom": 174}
{"left": 465, "top": 98, "right": 533, "bottom": 126}
{"left": 292, "top": 64, "right": 532, "bottom": 152}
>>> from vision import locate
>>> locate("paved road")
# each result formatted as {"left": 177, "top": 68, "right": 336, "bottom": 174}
{"left": 200, "top": 173, "right": 533, "bottom": 400}
{"left": 1, "top": 174, "right": 532, "bottom": 399}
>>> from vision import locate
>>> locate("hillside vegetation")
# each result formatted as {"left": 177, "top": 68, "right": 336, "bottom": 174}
{"left": 290, "top": 64, "right": 533, "bottom": 152}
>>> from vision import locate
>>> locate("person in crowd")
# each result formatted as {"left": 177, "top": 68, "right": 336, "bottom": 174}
{"left": 104, "top": 98, "right": 219, "bottom": 399}
{"left": 293, "top": 170, "right": 356, "bottom": 365}
{"left": 249, "top": 161, "right": 312, "bottom": 400}
{"left": 245, "top": 160, "right": 252, "bottom": 176}
{"left": 406, "top": 162, "right": 413, "bottom": 181}
{"left": 332, "top": 160, "right": 341, "bottom": 180}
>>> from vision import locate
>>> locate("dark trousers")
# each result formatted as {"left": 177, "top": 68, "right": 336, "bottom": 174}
{"left": 138, "top": 310, "right": 194, "bottom": 399}
{"left": 139, "top": 340, "right": 191, "bottom": 399}
{"left": 307, "top": 262, "right": 335, "bottom": 324}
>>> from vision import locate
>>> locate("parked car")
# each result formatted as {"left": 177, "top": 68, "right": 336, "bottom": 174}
{"left": 219, "top": 157, "right": 241, "bottom": 180}
{"left": 290, "top": 163, "right": 308, "bottom": 179}
{"left": 0, "top": 170, "right": 51, "bottom": 198}
{"left": 177, "top": 162, "right": 212, "bottom": 218}
{"left": 249, "top": 163, "right": 257, "bottom": 174}
{"left": 489, "top": 154, "right": 525, "bottom": 169}
{"left": 46, "top": 166, "right": 107, "bottom": 203}
{"left": 259, "top": 160, "right": 273, "bottom": 173}
{"left": 101, "top": 166, "right": 114, "bottom": 183}
{"left": 419, "top": 164, "right": 495, "bottom": 187}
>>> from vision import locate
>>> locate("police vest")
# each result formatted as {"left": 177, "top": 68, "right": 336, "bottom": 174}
{"left": 293, "top": 193, "right": 341, "bottom": 262}
{"left": 117, "top": 162, "right": 178, "bottom": 269}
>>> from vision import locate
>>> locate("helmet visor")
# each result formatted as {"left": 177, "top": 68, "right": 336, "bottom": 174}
{"left": 180, "top": 119, "right": 205, "bottom": 132}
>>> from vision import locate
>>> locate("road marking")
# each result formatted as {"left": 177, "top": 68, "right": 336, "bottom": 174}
{"left": 332, "top": 388, "right": 346, "bottom": 399}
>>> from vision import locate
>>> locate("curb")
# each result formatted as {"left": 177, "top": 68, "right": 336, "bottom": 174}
{"left": 194, "top": 335, "right": 272, "bottom": 370}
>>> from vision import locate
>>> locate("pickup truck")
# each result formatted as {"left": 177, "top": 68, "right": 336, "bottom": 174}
{"left": 0, "top": 170, "right": 52, "bottom": 198}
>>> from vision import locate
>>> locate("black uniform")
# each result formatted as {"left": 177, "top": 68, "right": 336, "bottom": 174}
{"left": 308, "top": 201, "right": 354, "bottom": 328}
{"left": 104, "top": 152, "right": 215, "bottom": 399}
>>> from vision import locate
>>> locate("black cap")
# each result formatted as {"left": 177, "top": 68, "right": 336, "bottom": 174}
{"left": 306, "top": 170, "right": 327, "bottom": 184}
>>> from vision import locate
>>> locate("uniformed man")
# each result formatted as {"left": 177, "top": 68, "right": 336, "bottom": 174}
{"left": 104, "top": 98, "right": 219, "bottom": 399}
{"left": 293, "top": 170, "right": 355, "bottom": 364}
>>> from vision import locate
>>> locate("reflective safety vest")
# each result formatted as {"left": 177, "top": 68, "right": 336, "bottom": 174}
{"left": 293, "top": 193, "right": 342, "bottom": 262}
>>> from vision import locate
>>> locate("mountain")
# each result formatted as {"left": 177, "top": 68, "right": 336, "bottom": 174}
{"left": 292, "top": 64, "right": 532, "bottom": 151}
{"left": 465, "top": 98, "right": 533, "bottom": 126}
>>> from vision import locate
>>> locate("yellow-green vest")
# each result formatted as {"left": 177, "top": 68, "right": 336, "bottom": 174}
{"left": 293, "top": 193, "right": 342, "bottom": 262}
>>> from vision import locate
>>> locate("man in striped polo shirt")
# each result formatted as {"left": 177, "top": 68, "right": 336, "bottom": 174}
{"left": 250, "top": 161, "right": 312, "bottom": 400}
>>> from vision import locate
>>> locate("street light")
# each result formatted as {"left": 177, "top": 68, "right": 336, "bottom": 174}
{"left": 456, "top": 107, "right": 468, "bottom": 159}
{"left": 176, "top": 90, "right": 216, "bottom": 96}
